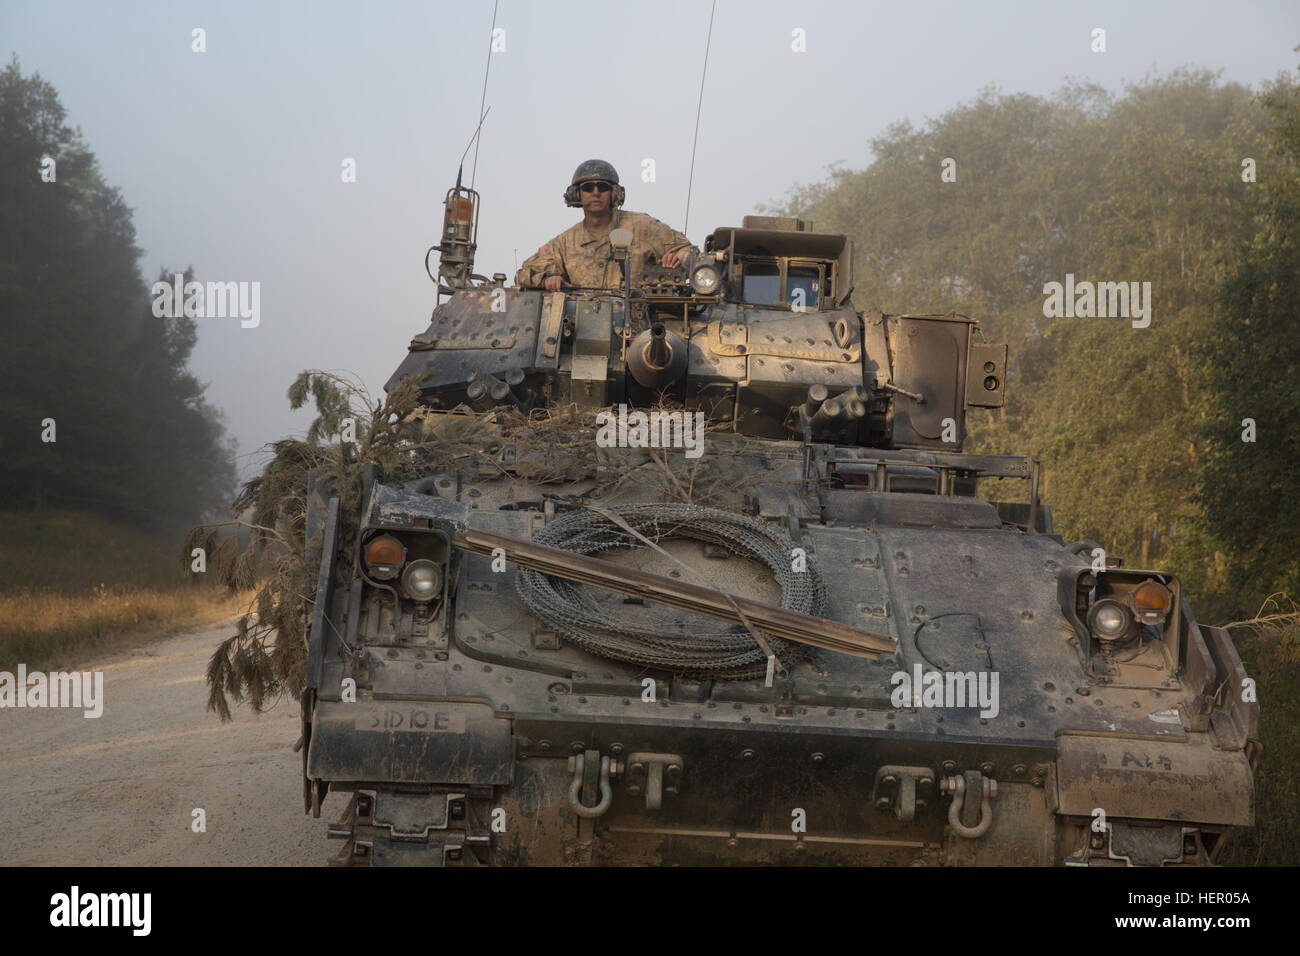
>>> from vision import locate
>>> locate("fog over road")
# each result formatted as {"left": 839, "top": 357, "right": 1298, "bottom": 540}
{"left": 0, "top": 621, "right": 324, "bottom": 866}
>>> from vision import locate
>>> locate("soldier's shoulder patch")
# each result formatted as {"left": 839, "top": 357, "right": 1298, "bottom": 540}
{"left": 539, "top": 244, "right": 550, "bottom": 255}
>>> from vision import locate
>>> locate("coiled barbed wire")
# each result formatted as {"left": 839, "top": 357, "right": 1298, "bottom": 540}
{"left": 515, "top": 503, "right": 826, "bottom": 679}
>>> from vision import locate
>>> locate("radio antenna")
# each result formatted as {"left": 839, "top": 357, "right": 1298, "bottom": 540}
{"left": 682, "top": 0, "right": 717, "bottom": 236}
{"left": 471, "top": 0, "right": 500, "bottom": 189}
{"left": 458, "top": 105, "right": 492, "bottom": 170}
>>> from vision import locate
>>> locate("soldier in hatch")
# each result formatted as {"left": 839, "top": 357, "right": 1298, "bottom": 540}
{"left": 515, "top": 159, "right": 695, "bottom": 292}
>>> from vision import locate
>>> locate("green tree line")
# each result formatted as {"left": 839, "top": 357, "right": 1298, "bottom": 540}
{"left": 774, "top": 67, "right": 1299, "bottom": 620}
{"left": 0, "top": 58, "right": 235, "bottom": 528}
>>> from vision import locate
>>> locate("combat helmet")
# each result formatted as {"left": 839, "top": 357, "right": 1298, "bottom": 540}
{"left": 564, "top": 159, "right": 626, "bottom": 208}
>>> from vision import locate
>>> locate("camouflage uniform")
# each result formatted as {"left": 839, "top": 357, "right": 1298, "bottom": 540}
{"left": 515, "top": 210, "right": 694, "bottom": 291}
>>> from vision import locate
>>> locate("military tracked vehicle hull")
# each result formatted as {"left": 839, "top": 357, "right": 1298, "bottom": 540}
{"left": 298, "top": 215, "right": 1257, "bottom": 866}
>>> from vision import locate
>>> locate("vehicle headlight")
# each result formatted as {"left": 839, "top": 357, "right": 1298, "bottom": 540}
{"left": 690, "top": 263, "right": 720, "bottom": 294}
{"left": 401, "top": 559, "right": 442, "bottom": 602}
{"left": 1087, "top": 599, "right": 1134, "bottom": 642}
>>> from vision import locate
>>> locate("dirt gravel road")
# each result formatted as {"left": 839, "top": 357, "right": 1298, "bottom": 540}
{"left": 1, "top": 620, "right": 325, "bottom": 865}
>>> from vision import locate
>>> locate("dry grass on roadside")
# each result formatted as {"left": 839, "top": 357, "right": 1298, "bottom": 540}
{"left": 0, "top": 584, "right": 255, "bottom": 671}
{"left": 0, "top": 509, "right": 255, "bottom": 669}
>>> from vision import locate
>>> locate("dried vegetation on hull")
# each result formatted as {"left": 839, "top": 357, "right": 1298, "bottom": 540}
{"left": 188, "top": 371, "right": 781, "bottom": 719}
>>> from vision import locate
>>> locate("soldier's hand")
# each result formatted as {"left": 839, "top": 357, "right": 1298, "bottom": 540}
{"left": 543, "top": 275, "right": 564, "bottom": 292}
{"left": 661, "top": 252, "right": 681, "bottom": 269}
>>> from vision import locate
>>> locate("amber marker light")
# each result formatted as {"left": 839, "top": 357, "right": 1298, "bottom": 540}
{"left": 364, "top": 534, "right": 406, "bottom": 580}
{"left": 1132, "top": 579, "right": 1173, "bottom": 625}
{"left": 449, "top": 196, "right": 474, "bottom": 223}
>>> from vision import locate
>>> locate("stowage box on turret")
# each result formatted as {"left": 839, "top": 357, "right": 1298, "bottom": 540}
{"left": 297, "top": 201, "right": 1258, "bottom": 866}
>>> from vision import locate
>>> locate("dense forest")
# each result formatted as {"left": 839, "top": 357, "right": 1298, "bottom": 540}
{"left": 773, "top": 68, "right": 1300, "bottom": 622}
{"left": 0, "top": 59, "right": 236, "bottom": 528}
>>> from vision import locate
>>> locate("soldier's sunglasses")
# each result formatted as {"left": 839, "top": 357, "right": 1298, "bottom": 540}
{"left": 579, "top": 181, "right": 612, "bottom": 193}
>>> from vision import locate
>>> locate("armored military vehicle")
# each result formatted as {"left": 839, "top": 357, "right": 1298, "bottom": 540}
{"left": 297, "top": 177, "right": 1258, "bottom": 865}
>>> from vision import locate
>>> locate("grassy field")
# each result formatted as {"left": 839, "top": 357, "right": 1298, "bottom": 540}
{"left": 0, "top": 509, "right": 251, "bottom": 670}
